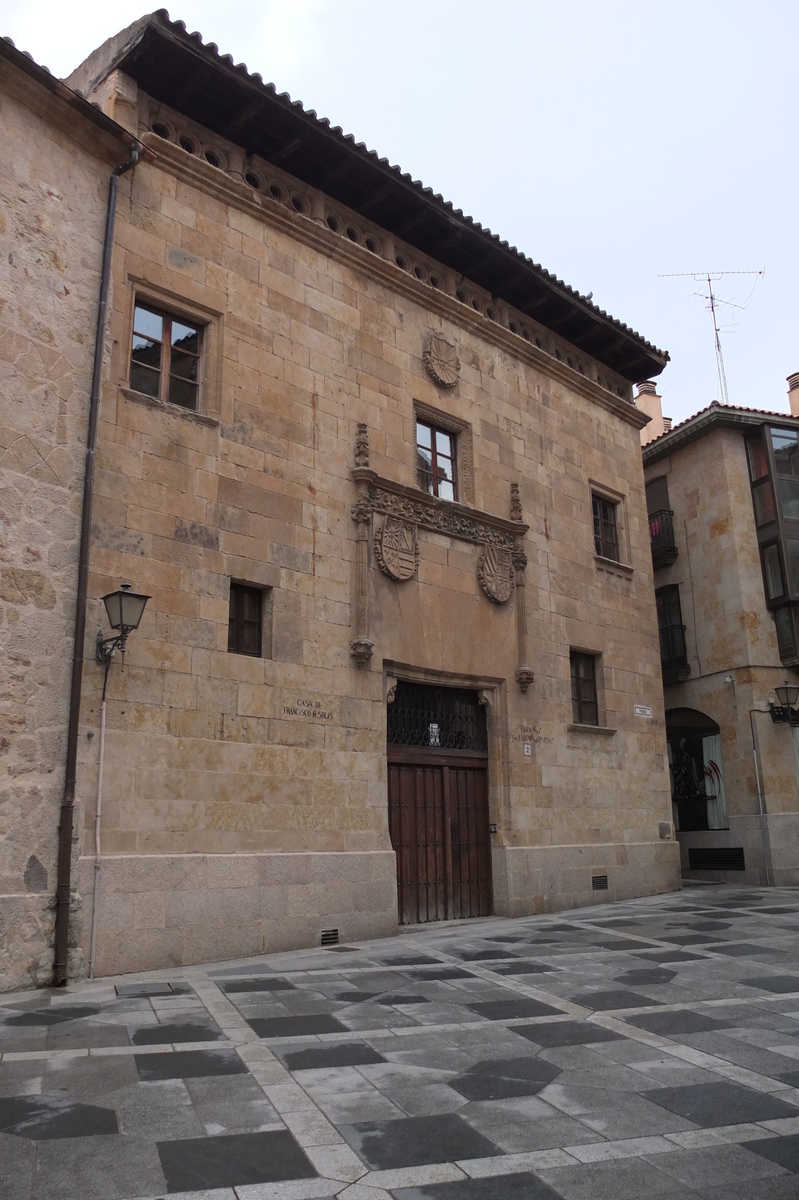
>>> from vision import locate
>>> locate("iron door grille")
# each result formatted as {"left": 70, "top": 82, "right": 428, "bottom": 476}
{"left": 387, "top": 682, "right": 488, "bottom": 753}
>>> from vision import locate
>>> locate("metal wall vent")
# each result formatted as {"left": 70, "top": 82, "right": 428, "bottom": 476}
{"left": 320, "top": 928, "right": 339, "bottom": 946}
{"left": 688, "top": 847, "right": 745, "bottom": 871}
{"left": 592, "top": 874, "right": 609, "bottom": 891}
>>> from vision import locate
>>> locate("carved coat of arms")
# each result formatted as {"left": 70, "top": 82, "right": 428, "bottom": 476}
{"left": 423, "top": 334, "right": 460, "bottom": 388}
{"left": 477, "top": 544, "right": 514, "bottom": 603}
{"left": 375, "top": 517, "right": 418, "bottom": 581}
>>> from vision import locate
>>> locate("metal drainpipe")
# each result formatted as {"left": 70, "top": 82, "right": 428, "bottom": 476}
{"left": 52, "top": 148, "right": 140, "bottom": 987}
{"left": 749, "top": 708, "right": 773, "bottom": 887}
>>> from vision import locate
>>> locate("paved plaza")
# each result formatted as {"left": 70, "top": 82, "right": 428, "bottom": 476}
{"left": 6, "top": 888, "right": 799, "bottom": 1198}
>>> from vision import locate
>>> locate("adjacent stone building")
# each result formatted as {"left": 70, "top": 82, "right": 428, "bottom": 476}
{"left": 0, "top": 37, "right": 148, "bottom": 988}
{"left": 642, "top": 382, "right": 799, "bottom": 885}
{"left": 2, "top": 12, "right": 680, "bottom": 988}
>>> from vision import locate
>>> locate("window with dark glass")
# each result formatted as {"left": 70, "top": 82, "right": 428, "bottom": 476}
{"left": 130, "top": 302, "right": 201, "bottom": 410}
{"left": 762, "top": 543, "right": 786, "bottom": 601}
{"left": 228, "top": 583, "right": 262, "bottom": 656}
{"left": 748, "top": 427, "right": 799, "bottom": 665}
{"left": 416, "top": 420, "right": 456, "bottom": 501}
{"left": 570, "top": 652, "right": 599, "bottom": 725}
{"left": 656, "top": 585, "right": 690, "bottom": 681}
{"left": 592, "top": 494, "right": 619, "bottom": 561}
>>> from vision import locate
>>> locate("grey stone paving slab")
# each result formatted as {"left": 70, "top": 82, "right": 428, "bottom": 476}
{"left": 643, "top": 1081, "right": 799, "bottom": 1126}
{"left": 743, "top": 1132, "right": 799, "bottom": 1172}
{"left": 134, "top": 1048, "right": 248, "bottom": 1080}
{"left": 339, "top": 1112, "right": 500, "bottom": 1169}
{"left": 510, "top": 1021, "right": 626, "bottom": 1048}
{"left": 130, "top": 1019, "right": 225, "bottom": 1045}
{"left": 278, "top": 1043, "right": 387, "bottom": 1070}
{"left": 448, "top": 1056, "right": 561, "bottom": 1100}
{"left": 625, "top": 1011, "right": 733, "bottom": 1036}
{"left": 0, "top": 1095, "right": 119, "bottom": 1139}
{"left": 390, "top": 1172, "right": 564, "bottom": 1198}
{"left": 648, "top": 1142, "right": 789, "bottom": 1188}
{"left": 744, "top": 976, "right": 799, "bottom": 993}
{"left": 247, "top": 1015, "right": 349, "bottom": 1038}
{"left": 157, "top": 1128, "right": 317, "bottom": 1190}
{"left": 538, "top": 1154, "right": 690, "bottom": 1199}
{"left": 466, "top": 999, "right": 562, "bottom": 1020}
{"left": 569, "top": 989, "right": 664, "bottom": 1011}
{"left": 221, "top": 979, "right": 297, "bottom": 993}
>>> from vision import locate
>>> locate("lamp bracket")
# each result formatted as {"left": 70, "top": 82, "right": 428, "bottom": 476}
{"left": 768, "top": 702, "right": 799, "bottom": 726}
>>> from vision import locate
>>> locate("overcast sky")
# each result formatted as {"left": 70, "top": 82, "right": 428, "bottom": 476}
{"left": 3, "top": 0, "right": 796, "bottom": 425}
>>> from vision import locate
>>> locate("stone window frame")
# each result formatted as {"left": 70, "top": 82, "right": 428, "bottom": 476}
{"left": 567, "top": 647, "right": 615, "bottom": 735}
{"left": 121, "top": 276, "right": 224, "bottom": 418}
{"left": 227, "top": 578, "right": 273, "bottom": 659}
{"left": 588, "top": 478, "right": 633, "bottom": 574}
{"left": 413, "top": 400, "right": 475, "bottom": 506}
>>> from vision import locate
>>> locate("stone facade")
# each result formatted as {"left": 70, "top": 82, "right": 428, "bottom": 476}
{"left": 2, "top": 14, "right": 681, "bottom": 988}
{"left": 643, "top": 393, "right": 799, "bottom": 885}
{"left": 0, "top": 45, "right": 143, "bottom": 989}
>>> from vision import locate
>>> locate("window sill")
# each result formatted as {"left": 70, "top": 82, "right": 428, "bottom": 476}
{"left": 594, "top": 555, "right": 634, "bottom": 577}
{"left": 120, "top": 386, "right": 220, "bottom": 428}
{"left": 568, "top": 723, "right": 617, "bottom": 736}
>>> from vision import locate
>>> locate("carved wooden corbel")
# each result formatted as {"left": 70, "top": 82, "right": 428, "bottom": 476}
{"left": 350, "top": 423, "right": 375, "bottom": 667}
{"left": 510, "top": 484, "right": 534, "bottom": 692}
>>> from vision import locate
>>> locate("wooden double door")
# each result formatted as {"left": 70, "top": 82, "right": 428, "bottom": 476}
{"left": 387, "top": 749, "right": 493, "bottom": 924}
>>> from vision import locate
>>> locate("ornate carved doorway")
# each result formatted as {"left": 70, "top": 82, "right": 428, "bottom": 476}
{"left": 387, "top": 683, "right": 492, "bottom": 924}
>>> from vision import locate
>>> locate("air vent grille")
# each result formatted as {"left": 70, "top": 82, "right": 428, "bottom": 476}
{"left": 320, "top": 928, "right": 339, "bottom": 946}
{"left": 688, "top": 847, "right": 745, "bottom": 871}
{"left": 592, "top": 874, "right": 609, "bottom": 891}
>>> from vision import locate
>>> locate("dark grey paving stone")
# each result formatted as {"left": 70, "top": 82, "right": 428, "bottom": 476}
{"left": 571, "top": 990, "right": 664, "bottom": 1011}
{"left": 448, "top": 1056, "right": 561, "bottom": 1100}
{"left": 758, "top": 907, "right": 799, "bottom": 915}
{"left": 778, "top": 1071, "right": 799, "bottom": 1088}
{"left": 685, "top": 922, "right": 731, "bottom": 932}
{"left": 615, "top": 968, "right": 677, "bottom": 985}
{"left": 405, "top": 968, "right": 473, "bottom": 981}
{"left": 157, "top": 1129, "right": 316, "bottom": 1190}
{"left": 339, "top": 1112, "right": 500, "bottom": 1170}
{"left": 743, "top": 1133, "right": 799, "bottom": 1173}
{"left": 221, "top": 979, "right": 295, "bottom": 993}
{"left": 643, "top": 1080, "right": 799, "bottom": 1126}
{"left": 455, "top": 950, "right": 516, "bottom": 961}
{"left": 651, "top": 1142, "right": 789, "bottom": 1189}
{"left": 510, "top": 1020, "right": 625, "bottom": 1048}
{"left": 3, "top": 1006, "right": 99, "bottom": 1027}
{"left": 635, "top": 951, "right": 708, "bottom": 964}
{"left": 130, "top": 1020, "right": 225, "bottom": 1045}
{"left": 626, "top": 1010, "right": 733, "bottom": 1036}
{"left": 209, "top": 964, "right": 275, "bottom": 976}
{"left": 134, "top": 1048, "right": 248, "bottom": 1081}
{"left": 540, "top": 1154, "right": 686, "bottom": 1199}
{"left": 247, "top": 1014, "right": 348, "bottom": 1038}
{"left": 336, "top": 991, "right": 382, "bottom": 1003}
{"left": 467, "top": 999, "right": 561, "bottom": 1020}
{"left": 0, "top": 1096, "right": 118, "bottom": 1140}
{"left": 664, "top": 934, "right": 721, "bottom": 946}
{"left": 705, "top": 944, "right": 766, "bottom": 957}
{"left": 326, "top": 946, "right": 362, "bottom": 953}
{"left": 743, "top": 976, "right": 799, "bottom": 993}
{"left": 391, "top": 1172, "right": 564, "bottom": 1199}
{"left": 378, "top": 955, "right": 440, "bottom": 966}
{"left": 279, "top": 1042, "right": 386, "bottom": 1070}
{"left": 376, "top": 994, "right": 428, "bottom": 1006}
{"left": 490, "top": 962, "right": 554, "bottom": 976}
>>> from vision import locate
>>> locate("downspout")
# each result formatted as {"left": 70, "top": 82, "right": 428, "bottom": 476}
{"left": 53, "top": 148, "right": 140, "bottom": 987}
{"left": 749, "top": 708, "right": 773, "bottom": 887}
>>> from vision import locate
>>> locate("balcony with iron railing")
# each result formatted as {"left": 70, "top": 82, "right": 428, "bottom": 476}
{"left": 649, "top": 508, "right": 678, "bottom": 569}
{"left": 659, "top": 622, "right": 691, "bottom": 683}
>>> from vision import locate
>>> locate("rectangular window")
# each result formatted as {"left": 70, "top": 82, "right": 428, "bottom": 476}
{"left": 130, "top": 302, "right": 201, "bottom": 410}
{"left": 656, "top": 585, "right": 690, "bottom": 680}
{"left": 416, "top": 419, "right": 457, "bottom": 501}
{"left": 772, "top": 429, "right": 799, "bottom": 477}
{"left": 570, "top": 651, "right": 599, "bottom": 726}
{"left": 592, "top": 494, "right": 619, "bottom": 561}
{"left": 228, "top": 583, "right": 263, "bottom": 656}
{"left": 763, "top": 543, "right": 786, "bottom": 600}
{"left": 747, "top": 436, "right": 769, "bottom": 482}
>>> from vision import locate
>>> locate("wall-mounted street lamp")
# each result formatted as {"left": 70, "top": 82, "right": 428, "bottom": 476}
{"left": 769, "top": 680, "right": 799, "bottom": 726}
{"left": 96, "top": 583, "right": 150, "bottom": 667}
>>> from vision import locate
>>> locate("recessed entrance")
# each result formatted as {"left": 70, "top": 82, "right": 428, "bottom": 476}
{"left": 387, "top": 682, "right": 492, "bottom": 924}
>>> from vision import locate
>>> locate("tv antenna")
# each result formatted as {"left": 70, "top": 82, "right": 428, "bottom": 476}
{"left": 658, "top": 269, "right": 764, "bottom": 406}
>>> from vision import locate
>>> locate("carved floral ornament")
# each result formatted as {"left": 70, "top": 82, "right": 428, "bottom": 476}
{"left": 423, "top": 334, "right": 460, "bottom": 388}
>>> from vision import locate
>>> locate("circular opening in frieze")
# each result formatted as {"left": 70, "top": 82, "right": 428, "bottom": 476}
{"left": 179, "top": 135, "right": 196, "bottom": 154}
{"left": 522, "top": 328, "right": 532, "bottom": 342}
{"left": 364, "top": 236, "right": 380, "bottom": 254}
{"left": 269, "top": 182, "right": 285, "bottom": 202}
{"left": 326, "top": 213, "right": 341, "bottom": 232}
{"left": 205, "top": 150, "right": 222, "bottom": 168}
{"left": 395, "top": 254, "right": 408, "bottom": 270}
{"left": 566, "top": 355, "right": 574, "bottom": 369}
{"left": 617, "top": 386, "right": 626, "bottom": 397}
{"left": 245, "top": 171, "right": 260, "bottom": 188}
{"left": 554, "top": 348, "right": 563, "bottom": 361}
{"left": 578, "top": 362, "right": 586, "bottom": 375}
{"left": 429, "top": 273, "right": 441, "bottom": 289}
{"left": 291, "top": 193, "right": 309, "bottom": 214}
{"left": 487, "top": 306, "right": 497, "bottom": 321}
{"left": 152, "top": 122, "right": 170, "bottom": 139}
{"left": 413, "top": 264, "right": 427, "bottom": 281}
{"left": 535, "top": 335, "right": 543, "bottom": 349}
{"left": 346, "top": 225, "right": 361, "bottom": 242}
{"left": 472, "top": 298, "right": 482, "bottom": 312}
{"left": 509, "top": 320, "right": 519, "bottom": 334}
{"left": 456, "top": 288, "right": 467, "bottom": 303}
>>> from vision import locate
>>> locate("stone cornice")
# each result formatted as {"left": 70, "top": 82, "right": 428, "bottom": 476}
{"left": 139, "top": 132, "right": 649, "bottom": 431}
{"left": 352, "top": 467, "right": 529, "bottom": 550}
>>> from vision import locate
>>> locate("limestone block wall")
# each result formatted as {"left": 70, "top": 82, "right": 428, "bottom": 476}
{"left": 61, "top": 79, "right": 679, "bottom": 975}
{"left": 0, "top": 69, "right": 124, "bottom": 991}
